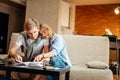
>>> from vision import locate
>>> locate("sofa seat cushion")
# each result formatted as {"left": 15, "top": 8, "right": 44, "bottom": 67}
{"left": 70, "top": 66, "right": 113, "bottom": 80}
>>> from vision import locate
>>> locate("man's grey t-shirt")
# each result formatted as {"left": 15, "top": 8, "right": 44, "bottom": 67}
{"left": 15, "top": 34, "right": 49, "bottom": 61}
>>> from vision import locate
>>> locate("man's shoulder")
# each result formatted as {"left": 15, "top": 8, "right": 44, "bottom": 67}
{"left": 20, "top": 31, "right": 27, "bottom": 37}
{"left": 41, "top": 38, "right": 49, "bottom": 43}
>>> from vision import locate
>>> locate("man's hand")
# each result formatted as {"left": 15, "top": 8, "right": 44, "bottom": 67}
{"left": 33, "top": 54, "right": 43, "bottom": 62}
{"left": 14, "top": 54, "right": 23, "bottom": 62}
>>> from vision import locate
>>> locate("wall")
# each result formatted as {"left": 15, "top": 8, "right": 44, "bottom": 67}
{"left": 26, "top": 0, "right": 61, "bottom": 33}
{"left": 60, "top": 2, "right": 75, "bottom": 34}
{"left": 0, "top": 2, "right": 25, "bottom": 50}
{"left": 60, "top": 1, "right": 70, "bottom": 27}
{"left": 75, "top": 4, "right": 120, "bottom": 37}
{"left": 26, "top": 0, "right": 75, "bottom": 34}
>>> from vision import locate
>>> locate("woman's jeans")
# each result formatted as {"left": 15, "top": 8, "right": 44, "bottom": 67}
{"left": 47, "top": 56, "right": 67, "bottom": 80}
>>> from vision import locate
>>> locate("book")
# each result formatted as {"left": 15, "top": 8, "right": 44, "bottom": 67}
{"left": 14, "top": 62, "right": 43, "bottom": 67}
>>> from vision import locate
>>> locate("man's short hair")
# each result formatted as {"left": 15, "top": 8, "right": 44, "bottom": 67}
{"left": 24, "top": 19, "right": 39, "bottom": 31}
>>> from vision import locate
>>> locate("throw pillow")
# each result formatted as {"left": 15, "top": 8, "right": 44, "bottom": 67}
{"left": 86, "top": 61, "right": 109, "bottom": 69}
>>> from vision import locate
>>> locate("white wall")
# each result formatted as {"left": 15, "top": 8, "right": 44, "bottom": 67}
{"left": 60, "top": 1, "right": 70, "bottom": 27}
{"left": 26, "top": 0, "right": 61, "bottom": 33}
{"left": 60, "top": 3, "right": 75, "bottom": 34}
{"left": 26, "top": 0, "right": 75, "bottom": 34}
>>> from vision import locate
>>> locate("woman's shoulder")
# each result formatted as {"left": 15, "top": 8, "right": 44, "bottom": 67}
{"left": 53, "top": 34, "right": 63, "bottom": 39}
{"left": 52, "top": 34, "right": 65, "bottom": 43}
{"left": 54, "top": 34, "right": 62, "bottom": 37}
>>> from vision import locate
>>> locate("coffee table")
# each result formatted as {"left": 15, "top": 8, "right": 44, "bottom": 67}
{"left": 0, "top": 64, "right": 70, "bottom": 80}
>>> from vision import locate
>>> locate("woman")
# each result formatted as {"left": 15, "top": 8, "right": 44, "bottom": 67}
{"left": 38, "top": 23, "right": 72, "bottom": 68}
{"left": 38, "top": 23, "right": 72, "bottom": 80}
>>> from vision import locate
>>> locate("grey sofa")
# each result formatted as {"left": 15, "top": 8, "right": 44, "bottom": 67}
{"left": 61, "top": 35, "right": 113, "bottom": 80}
{"left": 0, "top": 33, "right": 113, "bottom": 80}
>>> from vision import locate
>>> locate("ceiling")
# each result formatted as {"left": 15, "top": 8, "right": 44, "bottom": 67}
{"left": 64, "top": 0, "right": 120, "bottom": 5}
{"left": 11, "top": 0, "right": 120, "bottom": 6}
{"left": 10, "top": 0, "right": 26, "bottom": 6}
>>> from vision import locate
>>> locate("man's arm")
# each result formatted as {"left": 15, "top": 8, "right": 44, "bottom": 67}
{"left": 8, "top": 44, "right": 23, "bottom": 62}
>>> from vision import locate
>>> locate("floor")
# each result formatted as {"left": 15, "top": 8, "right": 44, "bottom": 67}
{"left": 113, "top": 75, "right": 119, "bottom": 80}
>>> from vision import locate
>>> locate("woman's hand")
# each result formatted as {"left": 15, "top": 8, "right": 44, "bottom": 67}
{"left": 33, "top": 54, "right": 43, "bottom": 62}
{"left": 41, "top": 58, "right": 50, "bottom": 66}
{"left": 41, "top": 58, "right": 50, "bottom": 62}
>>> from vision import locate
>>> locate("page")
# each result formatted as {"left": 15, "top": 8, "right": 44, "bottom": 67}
{"left": 28, "top": 62, "right": 43, "bottom": 67}
{"left": 14, "top": 62, "right": 31, "bottom": 66}
{"left": 14, "top": 62, "right": 43, "bottom": 67}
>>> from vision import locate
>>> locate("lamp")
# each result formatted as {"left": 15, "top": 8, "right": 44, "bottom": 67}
{"left": 114, "top": 7, "right": 120, "bottom": 14}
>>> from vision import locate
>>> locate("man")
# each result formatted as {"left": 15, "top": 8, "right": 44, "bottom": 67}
{"left": 8, "top": 19, "right": 49, "bottom": 80}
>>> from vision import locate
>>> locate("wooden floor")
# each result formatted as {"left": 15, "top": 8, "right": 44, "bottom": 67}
{"left": 113, "top": 75, "right": 117, "bottom": 80}
{"left": 113, "top": 75, "right": 119, "bottom": 80}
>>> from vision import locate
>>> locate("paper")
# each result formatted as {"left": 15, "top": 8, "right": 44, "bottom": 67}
{"left": 14, "top": 62, "right": 43, "bottom": 67}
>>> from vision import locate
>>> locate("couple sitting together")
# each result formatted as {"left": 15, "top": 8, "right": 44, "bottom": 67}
{"left": 8, "top": 18, "right": 72, "bottom": 80}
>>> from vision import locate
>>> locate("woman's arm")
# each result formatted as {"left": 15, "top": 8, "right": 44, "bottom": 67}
{"left": 43, "top": 35, "right": 64, "bottom": 58}
{"left": 44, "top": 45, "right": 49, "bottom": 53}
{"left": 34, "top": 35, "right": 64, "bottom": 61}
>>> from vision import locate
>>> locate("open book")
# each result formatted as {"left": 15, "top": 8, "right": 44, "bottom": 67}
{"left": 14, "top": 62, "right": 43, "bottom": 67}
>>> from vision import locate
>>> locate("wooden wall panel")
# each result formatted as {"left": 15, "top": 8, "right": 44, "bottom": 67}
{"left": 75, "top": 4, "right": 120, "bottom": 37}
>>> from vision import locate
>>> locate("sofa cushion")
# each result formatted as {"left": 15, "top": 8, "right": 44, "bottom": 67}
{"left": 70, "top": 66, "right": 113, "bottom": 80}
{"left": 86, "top": 61, "right": 109, "bottom": 69}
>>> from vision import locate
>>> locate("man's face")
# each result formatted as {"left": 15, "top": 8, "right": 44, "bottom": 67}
{"left": 26, "top": 27, "right": 39, "bottom": 40}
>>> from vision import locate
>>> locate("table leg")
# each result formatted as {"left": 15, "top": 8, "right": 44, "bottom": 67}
{"left": 65, "top": 71, "right": 70, "bottom": 80}
{"left": 6, "top": 68, "right": 11, "bottom": 80}
{"left": 54, "top": 75, "right": 60, "bottom": 80}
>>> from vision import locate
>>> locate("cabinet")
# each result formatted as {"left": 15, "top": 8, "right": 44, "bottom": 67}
{"left": 107, "top": 35, "right": 119, "bottom": 80}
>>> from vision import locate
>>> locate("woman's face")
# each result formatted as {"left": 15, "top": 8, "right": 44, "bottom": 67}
{"left": 39, "top": 28, "right": 49, "bottom": 39}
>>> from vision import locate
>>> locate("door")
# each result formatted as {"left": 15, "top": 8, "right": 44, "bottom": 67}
{"left": 0, "top": 12, "right": 9, "bottom": 54}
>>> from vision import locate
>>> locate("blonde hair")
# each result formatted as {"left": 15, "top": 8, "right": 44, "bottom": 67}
{"left": 24, "top": 18, "right": 39, "bottom": 31}
{"left": 39, "top": 23, "right": 54, "bottom": 38}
